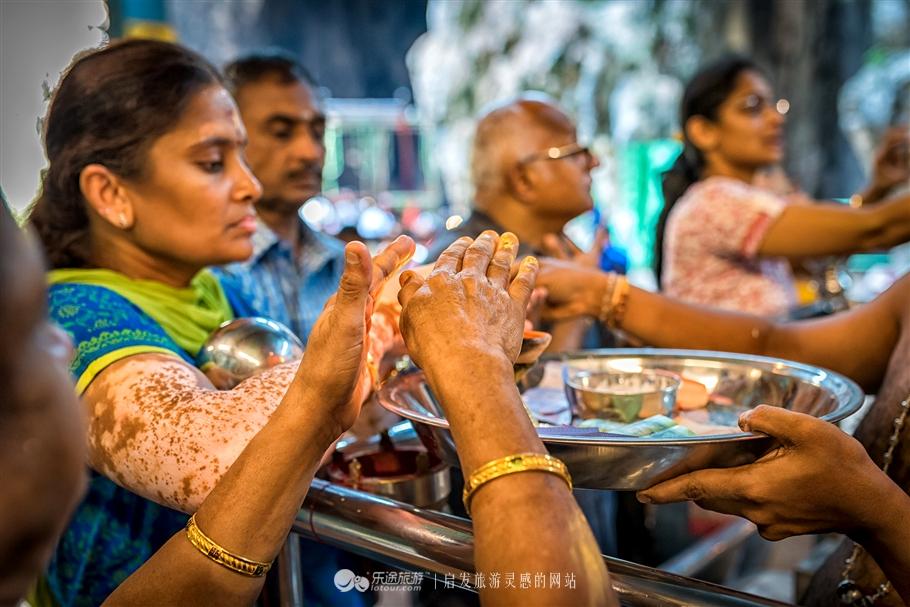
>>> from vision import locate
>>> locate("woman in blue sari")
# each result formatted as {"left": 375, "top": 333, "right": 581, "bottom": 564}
{"left": 27, "top": 39, "right": 412, "bottom": 606}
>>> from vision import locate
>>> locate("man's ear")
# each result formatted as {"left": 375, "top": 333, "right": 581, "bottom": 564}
{"left": 79, "top": 164, "right": 135, "bottom": 230}
{"left": 506, "top": 162, "right": 536, "bottom": 205}
{"left": 685, "top": 115, "right": 720, "bottom": 154}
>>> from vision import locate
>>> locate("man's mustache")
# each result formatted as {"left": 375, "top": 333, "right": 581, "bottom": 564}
{"left": 286, "top": 164, "right": 322, "bottom": 180}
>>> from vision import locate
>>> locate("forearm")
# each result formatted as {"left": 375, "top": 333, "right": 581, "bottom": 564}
{"left": 574, "top": 273, "right": 784, "bottom": 357}
{"left": 104, "top": 382, "right": 336, "bottom": 606}
{"left": 86, "top": 356, "right": 303, "bottom": 512}
{"left": 758, "top": 196, "right": 910, "bottom": 258}
{"left": 425, "top": 352, "right": 614, "bottom": 606}
{"left": 851, "top": 479, "right": 910, "bottom": 603}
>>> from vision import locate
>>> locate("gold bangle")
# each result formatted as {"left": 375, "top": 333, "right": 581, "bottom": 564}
{"left": 462, "top": 453, "right": 572, "bottom": 515}
{"left": 598, "top": 273, "right": 617, "bottom": 325}
{"left": 608, "top": 276, "right": 630, "bottom": 329}
{"left": 185, "top": 514, "right": 273, "bottom": 577}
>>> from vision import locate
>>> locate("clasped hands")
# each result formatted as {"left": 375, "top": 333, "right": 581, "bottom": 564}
{"left": 305, "top": 230, "right": 893, "bottom": 548}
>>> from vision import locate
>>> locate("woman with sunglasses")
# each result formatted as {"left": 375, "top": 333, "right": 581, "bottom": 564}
{"left": 655, "top": 55, "right": 910, "bottom": 317}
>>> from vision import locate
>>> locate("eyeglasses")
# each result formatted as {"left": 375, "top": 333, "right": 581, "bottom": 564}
{"left": 737, "top": 94, "right": 790, "bottom": 116}
{"left": 518, "top": 142, "right": 593, "bottom": 166}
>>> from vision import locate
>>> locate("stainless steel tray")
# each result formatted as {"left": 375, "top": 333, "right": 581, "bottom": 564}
{"left": 375, "top": 349, "right": 864, "bottom": 490}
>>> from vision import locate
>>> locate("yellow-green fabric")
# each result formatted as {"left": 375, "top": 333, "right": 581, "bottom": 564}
{"left": 47, "top": 268, "right": 232, "bottom": 356}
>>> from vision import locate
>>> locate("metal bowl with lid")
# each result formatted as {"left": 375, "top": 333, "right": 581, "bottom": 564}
{"left": 375, "top": 349, "right": 864, "bottom": 490}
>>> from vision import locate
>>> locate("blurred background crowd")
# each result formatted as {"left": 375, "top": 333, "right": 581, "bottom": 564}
{"left": 3, "top": 0, "right": 908, "bottom": 294}
{"left": 1, "top": 2, "right": 909, "bottom": 604}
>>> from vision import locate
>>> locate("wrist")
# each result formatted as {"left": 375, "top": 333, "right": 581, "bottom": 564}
{"left": 586, "top": 271, "right": 613, "bottom": 318}
{"left": 423, "top": 347, "right": 514, "bottom": 395}
{"left": 286, "top": 382, "right": 349, "bottom": 449}
{"left": 848, "top": 472, "right": 910, "bottom": 545}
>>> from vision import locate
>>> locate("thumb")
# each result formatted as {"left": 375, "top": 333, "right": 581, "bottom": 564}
{"left": 334, "top": 242, "right": 373, "bottom": 321}
{"left": 738, "top": 405, "right": 809, "bottom": 446}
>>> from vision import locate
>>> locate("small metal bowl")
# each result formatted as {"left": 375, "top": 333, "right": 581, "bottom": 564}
{"left": 197, "top": 317, "right": 303, "bottom": 389}
{"left": 564, "top": 368, "right": 681, "bottom": 422}
{"left": 327, "top": 432, "right": 451, "bottom": 509}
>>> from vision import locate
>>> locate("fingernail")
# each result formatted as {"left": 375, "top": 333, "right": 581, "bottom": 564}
{"left": 524, "top": 256, "right": 539, "bottom": 267}
{"left": 346, "top": 249, "right": 360, "bottom": 265}
{"left": 636, "top": 492, "right": 652, "bottom": 504}
{"left": 500, "top": 233, "right": 517, "bottom": 249}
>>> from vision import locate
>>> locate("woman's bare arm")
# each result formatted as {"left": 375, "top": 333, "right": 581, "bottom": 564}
{"left": 759, "top": 193, "right": 910, "bottom": 260}
{"left": 102, "top": 359, "right": 332, "bottom": 606}
{"left": 538, "top": 260, "right": 909, "bottom": 393}
{"left": 83, "top": 355, "right": 298, "bottom": 512}
{"left": 102, "top": 237, "right": 414, "bottom": 605}
{"left": 83, "top": 236, "right": 413, "bottom": 513}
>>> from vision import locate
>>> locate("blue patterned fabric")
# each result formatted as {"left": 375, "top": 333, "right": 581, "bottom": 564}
{"left": 46, "top": 281, "right": 365, "bottom": 607}
{"left": 214, "top": 219, "right": 346, "bottom": 342}
{"left": 46, "top": 283, "right": 193, "bottom": 607}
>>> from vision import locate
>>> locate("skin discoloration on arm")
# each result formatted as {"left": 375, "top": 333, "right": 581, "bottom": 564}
{"left": 83, "top": 352, "right": 299, "bottom": 512}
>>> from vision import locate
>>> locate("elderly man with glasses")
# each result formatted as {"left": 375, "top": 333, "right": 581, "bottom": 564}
{"left": 428, "top": 94, "right": 600, "bottom": 261}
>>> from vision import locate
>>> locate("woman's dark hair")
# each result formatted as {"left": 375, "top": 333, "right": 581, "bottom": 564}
{"left": 28, "top": 39, "right": 223, "bottom": 268}
{"left": 654, "top": 55, "right": 762, "bottom": 285}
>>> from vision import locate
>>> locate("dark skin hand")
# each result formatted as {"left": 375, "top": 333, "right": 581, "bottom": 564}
{"left": 398, "top": 231, "right": 615, "bottom": 607}
{"left": 638, "top": 406, "right": 910, "bottom": 605}
{"left": 536, "top": 260, "right": 910, "bottom": 604}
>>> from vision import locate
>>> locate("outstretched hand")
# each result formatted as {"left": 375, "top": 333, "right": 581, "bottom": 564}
{"left": 535, "top": 257, "right": 608, "bottom": 322}
{"left": 397, "top": 230, "right": 538, "bottom": 373}
{"left": 637, "top": 405, "right": 888, "bottom": 541}
{"left": 297, "top": 235, "right": 414, "bottom": 438}
{"left": 868, "top": 126, "right": 910, "bottom": 199}
{"left": 541, "top": 228, "right": 608, "bottom": 269}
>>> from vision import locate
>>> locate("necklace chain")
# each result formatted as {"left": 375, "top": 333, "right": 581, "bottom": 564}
{"left": 837, "top": 396, "right": 909, "bottom": 606}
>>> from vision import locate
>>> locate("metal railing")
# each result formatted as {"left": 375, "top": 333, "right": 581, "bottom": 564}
{"left": 290, "top": 479, "right": 790, "bottom": 607}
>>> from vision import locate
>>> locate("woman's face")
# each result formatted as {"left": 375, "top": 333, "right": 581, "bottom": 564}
{"left": 123, "top": 85, "right": 262, "bottom": 269}
{"left": 0, "top": 223, "right": 87, "bottom": 604}
{"left": 705, "top": 70, "right": 786, "bottom": 169}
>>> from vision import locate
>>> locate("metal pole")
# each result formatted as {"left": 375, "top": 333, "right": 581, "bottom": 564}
{"left": 293, "top": 479, "right": 791, "bottom": 607}
{"left": 277, "top": 534, "right": 304, "bottom": 607}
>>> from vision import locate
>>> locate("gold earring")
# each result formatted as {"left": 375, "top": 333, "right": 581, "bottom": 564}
{"left": 118, "top": 213, "right": 127, "bottom": 229}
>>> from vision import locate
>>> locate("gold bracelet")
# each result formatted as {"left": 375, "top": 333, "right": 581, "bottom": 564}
{"left": 608, "top": 276, "right": 630, "bottom": 329}
{"left": 598, "top": 273, "right": 617, "bottom": 325}
{"left": 462, "top": 453, "right": 572, "bottom": 515}
{"left": 185, "top": 514, "right": 273, "bottom": 577}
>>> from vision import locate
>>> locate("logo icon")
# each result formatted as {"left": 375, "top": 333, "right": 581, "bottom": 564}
{"left": 334, "top": 569, "right": 370, "bottom": 592}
